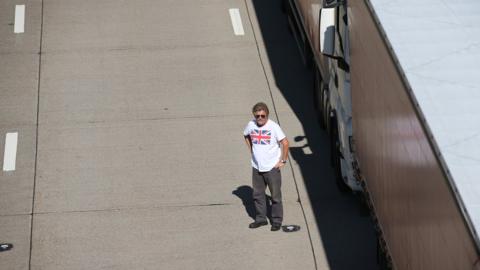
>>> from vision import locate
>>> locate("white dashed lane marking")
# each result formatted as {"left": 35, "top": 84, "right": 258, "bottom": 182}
{"left": 14, "top": 4, "right": 25, "bottom": 33}
{"left": 229, "top": 8, "right": 245, "bottom": 36}
{"left": 3, "top": 132, "right": 18, "bottom": 172}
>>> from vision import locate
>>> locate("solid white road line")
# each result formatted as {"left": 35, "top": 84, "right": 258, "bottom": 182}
{"left": 229, "top": 8, "right": 245, "bottom": 36}
{"left": 14, "top": 5, "right": 25, "bottom": 33}
{"left": 3, "top": 132, "right": 18, "bottom": 172}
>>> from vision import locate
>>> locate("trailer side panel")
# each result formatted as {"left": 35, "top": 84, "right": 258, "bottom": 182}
{"left": 349, "top": 1, "right": 478, "bottom": 269}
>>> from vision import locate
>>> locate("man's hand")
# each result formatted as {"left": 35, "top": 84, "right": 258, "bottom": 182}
{"left": 274, "top": 160, "right": 286, "bottom": 169}
{"left": 275, "top": 138, "right": 289, "bottom": 169}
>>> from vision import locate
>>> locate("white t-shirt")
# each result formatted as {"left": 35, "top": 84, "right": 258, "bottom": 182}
{"left": 243, "top": 119, "right": 286, "bottom": 172}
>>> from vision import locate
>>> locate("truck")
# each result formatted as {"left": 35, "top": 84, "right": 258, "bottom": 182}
{"left": 284, "top": 0, "right": 480, "bottom": 269}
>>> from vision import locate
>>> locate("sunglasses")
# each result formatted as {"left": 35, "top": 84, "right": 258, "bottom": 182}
{"left": 255, "top": 114, "right": 267, "bottom": 119}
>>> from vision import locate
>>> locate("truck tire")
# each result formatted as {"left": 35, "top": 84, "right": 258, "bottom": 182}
{"left": 329, "top": 112, "right": 335, "bottom": 166}
{"left": 330, "top": 117, "right": 350, "bottom": 192}
{"left": 325, "top": 104, "right": 332, "bottom": 138}
{"left": 322, "top": 89, "right": 329, "bottom": 131}
{"left": 313, "top": 67, "right": 326, "bottom": 129}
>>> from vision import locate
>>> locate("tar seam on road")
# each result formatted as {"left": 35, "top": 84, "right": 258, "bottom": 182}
{"left": 242, "top": 1, "right": 318, "bottom": 269}
{"left": 29, "top": 0, "right": 44, "bottom": 269}
{"left": 31, "top": 203, "right": 237, "bottom": 216}
{"left": 11, "top": 200, "right": 300, "bottom": 217}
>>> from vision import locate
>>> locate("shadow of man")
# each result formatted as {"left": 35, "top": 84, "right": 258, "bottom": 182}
{"left": 232, "top": 186, "right": 255, "bottom": 220}
{"left": 233, "top": 185, "right": 273, "bottom": 222}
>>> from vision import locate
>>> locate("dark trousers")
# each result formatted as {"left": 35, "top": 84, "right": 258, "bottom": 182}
{"left": 252, "top": 167, "right": 283, "bottom": 224}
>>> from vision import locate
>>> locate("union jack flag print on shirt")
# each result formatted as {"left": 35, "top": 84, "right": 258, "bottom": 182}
{"left": 250, "top": 129, "right": 271, "bottom": 145}
{"left": 243, "top": 119, "right": 286, "bottom": 172}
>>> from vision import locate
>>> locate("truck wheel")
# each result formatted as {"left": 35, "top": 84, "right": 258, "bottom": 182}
{"left": 322, "top": 90, "right": 329, "bottom": 130}
{"left": 313, "top": 67, "right": 326, "bottom": 129}
{"left": 323, "top": 97, "right": 331, "bottom": 136}
{"left": 330, "top": 118, "right": 350, "bottom": 192}
{"left": 329, "top": 116, "right": 338, "bottom": 167}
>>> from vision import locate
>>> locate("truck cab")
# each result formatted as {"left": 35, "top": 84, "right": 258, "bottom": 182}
{"left": 285, "top": 0, "right": 360, "bottom": 191}
{"left": 319, "top": 1, "right": 360, "bottom": 191}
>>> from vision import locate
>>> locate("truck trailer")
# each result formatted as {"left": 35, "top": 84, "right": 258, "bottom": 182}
{"left": 284, "top": 0, "right": 480, "bottom": 269}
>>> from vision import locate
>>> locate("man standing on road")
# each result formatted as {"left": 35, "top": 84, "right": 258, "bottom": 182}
{"left": 243, "top": 102, "right": 289, "bottom": 231}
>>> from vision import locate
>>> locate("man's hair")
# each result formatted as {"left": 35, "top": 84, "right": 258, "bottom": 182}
{"left": 252, "top": 102, "right": 269, "bottom": 115}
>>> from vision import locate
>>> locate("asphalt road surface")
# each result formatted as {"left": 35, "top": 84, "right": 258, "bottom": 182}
{"left": 0, "top": 0, "right": 379, "bottom": 269}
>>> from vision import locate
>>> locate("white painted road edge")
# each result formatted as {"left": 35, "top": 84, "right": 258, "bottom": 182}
{"left": 3, "top": 132, "right": 18, "bottom": 171}
{"left": 229, "top": 8, "right": 245, "bottom": 36}
{"left": 14, "top": 5, "right": 25, "bottom": 33}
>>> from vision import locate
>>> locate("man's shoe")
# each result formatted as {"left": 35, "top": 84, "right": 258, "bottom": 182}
{"left": 249, "top": 221, "right": 268, "bottom": 229}
{"left": 271, "top": 223, "right": 281, "bottom": 231}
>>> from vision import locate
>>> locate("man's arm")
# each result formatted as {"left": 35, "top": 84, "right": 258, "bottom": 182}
{"left": 244, "top": 135, "right": 252, "bottom": 153}
{"left": 275, "top": 138, "right": 289, "bottom": 168}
